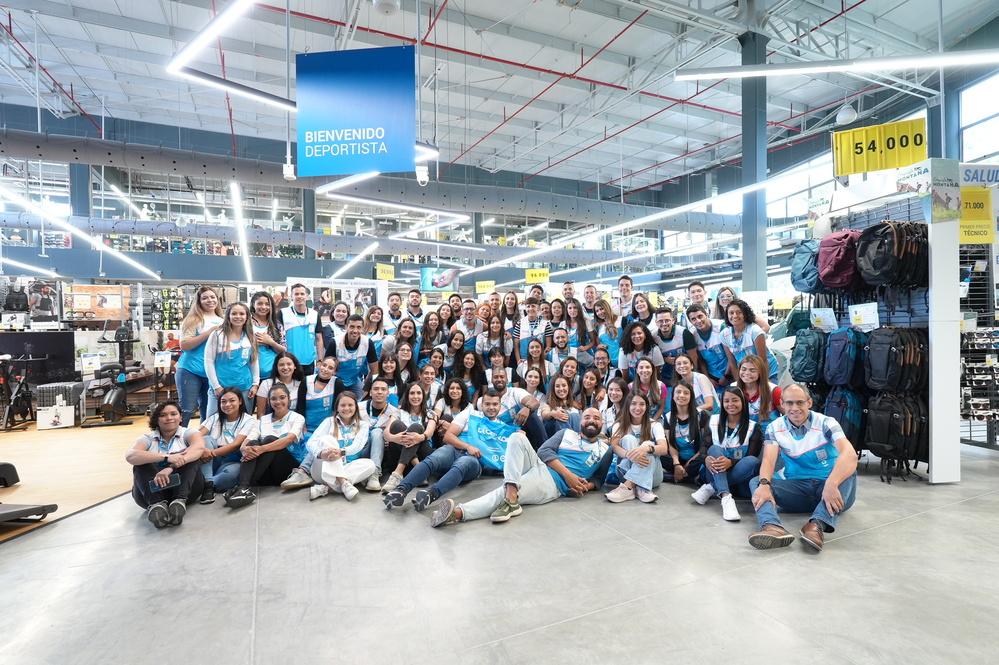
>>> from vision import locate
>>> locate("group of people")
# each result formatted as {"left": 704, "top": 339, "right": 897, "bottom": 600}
{"left": 127, "top": 278, "right": 856, "bottom": 552}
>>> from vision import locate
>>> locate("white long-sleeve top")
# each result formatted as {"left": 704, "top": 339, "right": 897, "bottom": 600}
{"left": 204, "top": 330, "right": 260, "bottom": 391}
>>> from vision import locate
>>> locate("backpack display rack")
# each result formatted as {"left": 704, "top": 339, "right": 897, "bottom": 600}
{"left": 958, "top": 241, "right": 998, "bottom": 449}
{"left": 788, "top": 197, "right": 931, "bottom": 483}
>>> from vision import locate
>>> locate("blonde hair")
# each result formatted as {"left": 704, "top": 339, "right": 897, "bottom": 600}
{"left": 181, "top": 286, "right": 223, "bottom": 336}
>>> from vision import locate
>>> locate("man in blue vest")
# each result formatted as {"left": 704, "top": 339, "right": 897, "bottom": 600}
{"left": 324, "top": 315, "right": 378, "bottom": 398}
{"left": 280, "top": 283, "right": 325, "bottom": 375}
{"left": 687, "top": 304, "right": 730, "bottom": 392}
{"left": 748, "top": 384, "right": 858, "bottom": 552}
{"left": 406, "top": 288, "right": 426, "bottom": 330}
{"left": 653, "top": 307, "right": 698, "bottom": 384}
{"left": 383, "top": 292, "right": 408, "bottom": 336}
{"left": 431, "top": 407, "right": 612, "bottom": 527}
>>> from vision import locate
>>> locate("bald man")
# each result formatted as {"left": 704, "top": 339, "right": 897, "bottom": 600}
{"left": 432, "top": 408, "right": 612, "bottom": 527}
{"left": 748, "top": 384, "right": 859, "bottom": 552}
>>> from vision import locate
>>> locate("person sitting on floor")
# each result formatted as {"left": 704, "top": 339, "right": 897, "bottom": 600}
{"left": 479, "top": 367, "right": 546, "bottom": 448}
{"left": 748, "top": 384, "right": 858, "bottom": 552}
{"left": 382, "top": 389, "right": 516, "bottom": 513}
{"left": 126, "top": 400, "right": 206, "bottom": 529}
{"left": 604, "top": 393, "right": 668, "bottom": 504}
{"left": 301, "top": 392, "right": 377, "bottom": 502}
{"left": 430, "top": 407, "right": 612, "bottom": 527}
{"left": 380, "top": 382, "right": 438, "bottom": 493}
{"left": 196, "top": 387, "right": 257, "bottom": 504}
{"left": 690, "top": 386, "right": 763, "bottom": 523}
{"left": 223, "top": 384, "right": 306, "bottom": 508}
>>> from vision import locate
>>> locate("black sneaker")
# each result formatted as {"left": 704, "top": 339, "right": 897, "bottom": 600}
{"left": 147, "top": 501, "right": 169, "bottom": 529}
{"left": 383, "top": 488, "right": 406, "bottom": 510}
{"left": 224, "top": 486, "right": 256, "bottom": 508}
{"left": 199, "top": 480, "right": 216, "bottom": 505}
{"left": 167, "top": 499, "right": 187, "bottom": 526}
{"left": 412, "top": 488, "right": 437, "bottom": 513}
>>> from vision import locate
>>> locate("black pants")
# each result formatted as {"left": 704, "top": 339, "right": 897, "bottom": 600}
{"left": 300, "top": 362, "right": 315, "bottom": 376}
{"left": 131, "top": 462, "right": 203, "bottom": 509}
{"left": 434, "top": 412, "right": 454, "bottom": 446}
{"left": 384, "top": 421, "right": 432, "bottom": 472}
{"left": 237, "top": 436, "right": 300, "bottom": 487}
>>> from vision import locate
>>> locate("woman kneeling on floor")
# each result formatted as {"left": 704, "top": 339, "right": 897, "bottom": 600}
{"left": 126, "top": 400, "right": 206, "bottom": 528}
{"left": 690, "top": 386, "right": 763, "bottom": 522}
{"left": 224, "top": 384, "right": 306, "bottom": 508}
{"left": 301, "top": 392, "right": 376, "bottom": 501}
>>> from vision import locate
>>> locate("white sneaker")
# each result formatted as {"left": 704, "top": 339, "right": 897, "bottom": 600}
{"left": 381, "top": 472, "right": 404, "bottom": 493}
{"left": 691, "top": 483, "right": 715, "bottom": 505}
{"left": 721, "top": 494, "right": 741, "bottom": 522}
{"left": 281, "top": 468, "right": 313, "bottom": 491}
{"left": 605, "top": 484, "right": 636, "bottom": 503}
{"left": 635, "top": 486, "right": 659, "bottom": 503}
{"left": 365, "top": 475, "right": 382, "bottom": 492}
{"left": 309, "top": 484, "right": 329, "bottom": 501}
{"left": 341, "top": 481, "right": 359, "bottom": 502}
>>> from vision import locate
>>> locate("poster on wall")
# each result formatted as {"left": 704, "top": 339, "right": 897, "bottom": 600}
{"left": 64, "top": 284, "right": 130, "bottom": 321}
{"left": 420, "top": 267, "right": 461, "bottom": 292}
{"left": 283, "top": 277, "right": 387, "bottom": 321}
{"left": 296, "top": 46, "right": 416, "bottom": 177}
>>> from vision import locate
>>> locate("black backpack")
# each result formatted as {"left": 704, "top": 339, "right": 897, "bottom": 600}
{"left": 865, "top": 327, "right": 928, "bottom": 392}
{"left": 823, "top": 386, "right": 865, "bottom": 453}
{"left": 790, "top": 329, "right": 826, "bottom": 383}
{"left": 865, "top": 392, "right": 928, "bottom": 482}
{"left": 856, "top": 221, "right": 929, "bottom": 288}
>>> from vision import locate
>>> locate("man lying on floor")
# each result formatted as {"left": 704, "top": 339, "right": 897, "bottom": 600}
{"left": 430, "top": 407, "right": 612, "bottom": 527}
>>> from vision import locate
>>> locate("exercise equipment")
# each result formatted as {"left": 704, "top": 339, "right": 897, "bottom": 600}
{"left": 0, "top": 353, "right": 46, "bottom": 431}
{"left": 0, "top": 462, "right": 20, "bottom": 486}
{"left": 82, "top": 323, "right": 143, "bottom": 428}
{"left": 0, "top": 502, "right": 59, "bottom": 524}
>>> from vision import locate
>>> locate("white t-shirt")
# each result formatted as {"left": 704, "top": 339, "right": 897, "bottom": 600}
{"left": 139, "top": 426, "right": 197, "bottom": 454}
{"left": 258, "top": 411, "right": 305, "bottom": 441}
{"left": 258, "top": 378, "right": 301, "bottom": 410}
{"left": 476, "top": 387, "right": 531, "bottom": 415}
{"left": 200, "top": 413, "right": 257, "bottom": 447}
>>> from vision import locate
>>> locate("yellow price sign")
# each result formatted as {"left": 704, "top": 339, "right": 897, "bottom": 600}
{"left": 375, "top": 263, "right": 395, "bottom": 280}
{"left": 525, "top": 268, "right": 549, "bottom": 284}
{"left": 960, "top": 187, "right": 994, "bottom": 245}
{"left": 832, "top": 118, "right": 927, "bottom": 177}
{"left": 475, "top": 280, "right": 496, "bottom": 294}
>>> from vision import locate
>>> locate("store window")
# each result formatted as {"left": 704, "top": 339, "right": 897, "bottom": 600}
{"left": 961, "top": 72, "right": 999, "bottom": 163}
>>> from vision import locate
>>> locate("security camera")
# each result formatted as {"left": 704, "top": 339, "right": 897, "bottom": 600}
{"left": 415, "top": 164, "right": 430, "bottom": 187}
{"left": 282, "top": 162, "right": 297, "bottom": 182}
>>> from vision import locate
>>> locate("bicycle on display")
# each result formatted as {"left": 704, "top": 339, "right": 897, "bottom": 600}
{"left": 0, "top": 354, "right": 47, "bottom": 431}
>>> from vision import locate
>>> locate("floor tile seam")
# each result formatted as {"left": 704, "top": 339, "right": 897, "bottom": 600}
{"left": 250, "top": 500, "right": 260, "bottom": 665}
{"left": 827, "top": 486, "right": 999, "bottom": 544}
{"left": 573, "top": 506, "right": 682, "bottom": 565}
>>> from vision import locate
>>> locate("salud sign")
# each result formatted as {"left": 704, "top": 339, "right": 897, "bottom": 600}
{"left": 296, "top": 46, "right": 416, "bottom": 177}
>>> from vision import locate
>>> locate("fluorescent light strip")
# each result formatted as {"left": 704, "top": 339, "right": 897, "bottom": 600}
{"left": 173, "top": 67, "right": 297, "bottom": 112}
{"left": 167, "top": 0, "right": 256, "bottom": 73}
{"left": 316, "top": 172, "right": 381, "bottom": 195}
{"left": 401, "top": 237, "right": 486, "bottom": 253}
{"left": 332, "top": 241, "right": 380, "bottom": 278}
{"left": 415, "top": 143, "right": 440, "bottom": 163}
{"left": 0, "top": 183, "right": 161, "bottom": 280}
{"left": 675, "top": 48, "right": 999, "bottom": 81}
{"left": 271, "top": 198, "right": 279, "bottom": 223}
{"left": 0, "top": 257, "right": 60, "bottom": 277}
{"left": 229, "top": 182, "right": 254, "bottom": 282}
{"left": 109, "top": 184, "right": 148, "bottom": 220}
{"left": 435, "top": 258, "right": 469, "bottom": 269}
{"left": 322, "top": 192, "right": 470, "bottom": 239}
{"left": 505, "top": 221, "right": 550, "bottom": 243}
{"left": 481, "top": 217, "right": 497, "bottom": 227}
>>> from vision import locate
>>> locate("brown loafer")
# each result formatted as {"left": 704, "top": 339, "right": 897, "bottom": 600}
{"left": 799, "top": 521, "right": 824, "bottom": 551}
{"left": 748, "top": 524, "right": 795, "bottom": 550}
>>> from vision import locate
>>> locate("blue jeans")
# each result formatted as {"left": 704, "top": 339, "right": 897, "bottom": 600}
{"left": 749, "top": 473, "right": 858, "bottom": 532}
{"left": 201, "top": 454, "right": 242, "bottom": 492}
{"left": 541, "top": 411, "right": 581, "bottom": 441}
{"left": 701, "top": 445, "right": 760, "bottom": 498}
{"left": 361, "top": 427, "right": 386, "bottom": 474}
{"left": 398, "top": 445, "right": 481, "bottom": 497}
{"left": 616, "top": 434, "right": 664, "bottom": 491}
{"left": 346, "top": 382, "right": 364, "bottom": 400}
{"left": 176, "top": 367, "right": 209, "bottom": 427}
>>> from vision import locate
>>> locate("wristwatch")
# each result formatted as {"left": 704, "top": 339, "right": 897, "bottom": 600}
{"left": 647, "top": 444, "right": 655, "bottom": 455}
{"left": 759, "top": 478, "right": 772, "bottom": 486}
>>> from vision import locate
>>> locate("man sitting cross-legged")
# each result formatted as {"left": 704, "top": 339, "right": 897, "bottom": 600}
{"left": 430, "top": 407, "right": 612, "bottom": 527}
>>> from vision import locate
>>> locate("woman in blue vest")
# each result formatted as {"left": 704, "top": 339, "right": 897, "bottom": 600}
{"left": 255, "top": 351, "right": 306, "bottom": 418}
{"left": 363, "top": 305, "right": 387, "bottom": 358}
{"left": 204, "top": 302, "right": 259, "bottom": 419}
{"left": 418, "top": 311, "right": 445, "bottom": 367}
{"left": 300, "top": 392, "right": 377, "bottom": 501}
{"left": 663, "top": 381, "right": 709, "bottom": 484}
{"left": 437, "top": 331, "right": 465, "bottom": 375}
{"left": 592, "top": 298, "right": 621, "bottom": 369}
{"left": 539, "top": 375, "right": 579, "bottom": 438}
{"left": 720, "top": 298, "right": 779, "bottom": 382}
{"left": 381, "top": 382, "right": 438, "bottom": 493}
{"left": 735, "top": 355, "right": 782, "bottom": 429}
{"left": 564, "top": 298, "right": 594, "bottom": 368}
{"left": 618, "top": 322, "right": 664, "bottom": 381}
{"left": 250, "top": 291, "right": 284, "bottom": 381}
{"left": 605, "top": 392, "right": 667, "bottom": 503}
{"left": 673, "top": 354, "right": 717, "bottom": 414}
{"left": 175, "top": 286, "right": 223, "bottom": 426}
{"left": 628, "top": 357, "right": 668, "bottom": 421}
{"left": 395, "top": 341, "right": 419, "bottom": 384}
{"left": 362, "top": 352, "right": 403, "bottom": 406}
{"left": 690, "top": 386, "right": 763, "bottom": 523}
{"left": 302, "top": 356, "right": 342, "bottom": 445}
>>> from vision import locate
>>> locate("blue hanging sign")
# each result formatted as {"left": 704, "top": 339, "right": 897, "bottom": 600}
{"left": 296, "top": 46, "right": 416, "bottom": 177}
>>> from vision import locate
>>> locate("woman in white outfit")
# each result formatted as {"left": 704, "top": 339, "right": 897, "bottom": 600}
{"left": 304, "top": 391, "right": 376, "bottom": 501}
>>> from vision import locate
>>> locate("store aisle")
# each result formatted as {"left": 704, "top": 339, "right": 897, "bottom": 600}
{"left": 2, "top": 446, "right": 998, "bottom": 665}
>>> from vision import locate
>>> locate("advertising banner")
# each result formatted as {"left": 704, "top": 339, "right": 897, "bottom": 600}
{"left": 296, "top": 46, "right": 416, "bottom": 177}
{"left": 420, "top": 267, "right": 460, "bottom": 292}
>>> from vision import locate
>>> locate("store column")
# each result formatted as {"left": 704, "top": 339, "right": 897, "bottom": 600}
{"left": 69, "top": 163, "right": 91, "bottom": 217}
{"left": 472, "top": 212, "right": 484, "bottom": 268}
{"left": 303, "top": 188, "right": 316, "bottom": 260}
{"left": 739, "top": 30, "right": 768, "bottom": 291}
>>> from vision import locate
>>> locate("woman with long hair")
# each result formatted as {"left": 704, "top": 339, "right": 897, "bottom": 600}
{"left": 438, "top": 330, "right": 465, "bottom": 374}
{"left": 383, "top": 318, "right": 419, "bottom": 356}
{"left": 362, "top": 351, "right": 404, "bottom": 406}
{"left": 475, "top": 315, "right": 514, "bottom": 360}
{"left": 577, "top": 368, "right": 606, "bottom": 412}
{"left": 427, "top": 347, "right": 446, "bottom": 379}
{"left": 601, "top": 377, "right": 628, "bottom": 437}
{"left": 204, "top": 302, "right": 259, "bottom": 419}
{"left": 628, "top": 357, "right": 668, "bottom": 421}
{"left": 663, "top": 381, "right": 709, "bottom": 484}
{"left": 564, "top": 298, "right": 594, "bottom": 367}
{"left": 126, "top": 400, "right": 206, "bottom": 528}
{"left": 673, "top": 354, "right": 717, "bottom": 414}
{"left": 690, "top": 386, "right": 763, "bottom": 522}
{"left": 735, "top": 354, "right": 782, "bottom": 428}
{"left": 363, "top": 305, "right": 387, "bottom": 357}
{"left": 499, "top": 291, "right": 520, "bottom": 332}
{"left": 721, "top": 298, "right": 779, "bottom": 382}
{"left": 395, "top": 341, "right": 419, "bottom": 384}
{"left": 711, "top": 286, "right": 737, "bottom": 321}
{"left": 197, "top": 386, "right": 256, "bottom": 502}
{"left": 605, "top": 392, "right": 667, "bottom": 503}
{"left": 300, "top": 391, "right": 377, "bottom": 501}
{"left": 517, "top": 337, "right": 555, "bottom": 386}
{"left": 255, "top": 352, "right": 305, "bottom": 418}
{"left": 549, "top": 298, "right": 567, "bottom": 327}
{"left": 176, "top": 286, "right": 224, "bottom": 426}
{"left": 521, "top": 367, "right": 547, "bottom": 406}
{"left": 418, "top": 311, "right": 445, "bottom": 367}
{"left": 626, "top": 293, "right": 655, "bottom": 329}
{"left": 451, "top": 349, "right": 487, "bottom": 401}
{"left": 436, "top": 302, "right": 455, "bottom": 332}
{"left": 381, "top": 382, "right": 438, "bottom": 493}
{"left": 250, "top": 291, "right": 284, "bottom": 380}
{"left": 592, "top": 298, "right": 620, "bottom": 369}
{"left": 434, "top": 377, "right": 471, "bottom": 419}
{"left": 223, "top": 384, "right": 307, "bottom": 507}
{"left": 476, "top": 302, "right": 493, "bottom": 326}
{"left": 618, "top": 322, "right": 664, "bottom": 381}
{"left": 301, "top": 355, "right": 343, "bottom": 443}
{"left": 559, "top": 356, "right": 581, "bottom": 396}
{"left": 593, "top": 347, "right": 621, "bottom": 388}
{"left": 539, "top": 375, "right": 579, "bottom": 438}
{"left": 417, "top": 363, "right": 443, "bottom": 407}
{"left": 329, "top": 301, "right": 351, "bottom": 338}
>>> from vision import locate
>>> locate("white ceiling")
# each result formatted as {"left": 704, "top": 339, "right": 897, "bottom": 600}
{"left": 1, "top": 0, "right": 997, "bottom": 195}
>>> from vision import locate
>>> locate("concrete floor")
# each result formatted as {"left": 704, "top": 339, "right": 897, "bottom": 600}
{"left": 2, "top": 446, "right": 999, "bottom": 665}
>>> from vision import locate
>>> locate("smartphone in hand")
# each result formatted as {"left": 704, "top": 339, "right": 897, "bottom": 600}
{"left": 149, "top": 473, "right": 182, "bottom": 493}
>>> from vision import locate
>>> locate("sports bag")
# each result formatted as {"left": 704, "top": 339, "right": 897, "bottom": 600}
{"left": 790, "top": 329, "right": 826, "bottom": 383}
{"left": 791, "top": 240, "right": 822, "bottom": 294}
{"left": 818, "top": 230, "right": 862, "bottom": 290}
